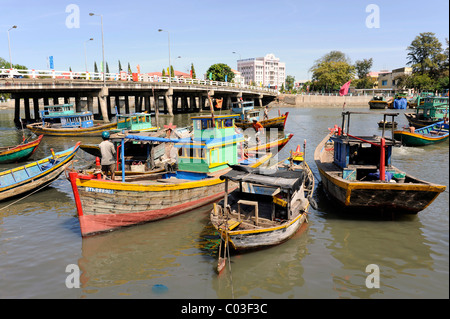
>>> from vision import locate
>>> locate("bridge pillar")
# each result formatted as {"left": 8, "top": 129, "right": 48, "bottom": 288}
{"left": 87, "top": 95, "right": 94, "bottom": 113}
{"left": 33, "top": 97, "right": 40, "bottom": 120}
{"left": 75, "top": 95, "right": 82, "bottom": 112}
{"left": 24, "top": 97, "right": 31, "bottom": 122}
{"left": 97, "top": 87, "right": 110, "bottom": 122}
{"left": 164, "top": 88, "right": 173, "bottom": 116}
{"left": 124, "top": 96, "right": 130, "bottom": 114}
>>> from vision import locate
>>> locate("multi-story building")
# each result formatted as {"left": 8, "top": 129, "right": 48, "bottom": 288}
{"left": 378, "top": 67, "right": 412, "bottom": 91}
{"left": 236, "top": 53, "right": 285, "bottom": 88}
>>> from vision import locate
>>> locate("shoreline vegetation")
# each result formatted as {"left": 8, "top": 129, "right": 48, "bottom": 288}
{"left": 1, "top": 94, "right": 371, "bottom": 110}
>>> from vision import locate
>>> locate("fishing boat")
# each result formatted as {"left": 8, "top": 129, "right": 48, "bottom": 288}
{"left": 0, "top": 142, "right": 81, "bottom": 201}
{"left": 369, "top": 95, "right": 390, "bottom": 109}
{"left": 210, "top": 145, "right": 315, "bottom": 273}
{"left": 26, "top": 104, "right": 118, "bottom": 136}
{"left": 404, "top": 96, "right": 449, "bottom": 128}
{"left": 0, "top": 135, "right": 43, "bottom": 164}
{"left": 314, "top": 111, "right": 446, "bottom": 214}
{"left": 68, "top": 114, "right": 272, "bottom": 237}
{"left": 377, "top": 120, "right": 397, "bottom": 129}
{"left": 393, "top": 121, "right": 449, "bottom": 146}
{"left": 231, "top": 101, "right": 288, "bottom": 130}
{"left": 108, "top": 112, "right": 158, "bottom": 134}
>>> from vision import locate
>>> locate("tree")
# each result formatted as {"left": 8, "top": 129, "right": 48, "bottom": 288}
{"left": 407, "top": 32, "right": 445, "bottom": 77}
{"left": 118, "top": 60, "right": 123, "bottom": 72}
{"left": 285, "top": 75, "right": 295, "bottom": 92}
{"left": 311, "top": 61, "right": 355, "bottom": 92}
{"left": 106, "top": 62, "right": 110, "bottom": 74}
{"left": 206, "top": 63, "right": 235, "bottom": 82}
{"left": 190, "top": 63, "right": 196, "bottom": 79}
{"left": 354, "top": 58, "right": 374, "bottom": 89}
{"left": 127, "top": 62, "right": 132, "bottom": 74}
{"left": 94, "top": 61, "right": 98, "bottom": 73}
{"left": 310, "top": 50, "right": 351, "bottom": 72}
{"left": 170, "top": 65, "right": 174, "bottom": 78}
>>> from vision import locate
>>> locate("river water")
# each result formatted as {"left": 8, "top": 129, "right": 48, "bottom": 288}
{"left": 0, "top": 106, "right": 448, "bottom": 299}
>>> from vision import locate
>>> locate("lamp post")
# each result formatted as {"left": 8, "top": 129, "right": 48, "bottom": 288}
{"left": 89, "top": 13, "right": 105, "bottom": 86}
{"left": 7, "top": 25, "right": 17, "bottom": 70}
{"left": 84, "top": 38, "right": 94, "bottom": 72}
{"left": 158, "top": 29, "right": 171, "bottom": 87}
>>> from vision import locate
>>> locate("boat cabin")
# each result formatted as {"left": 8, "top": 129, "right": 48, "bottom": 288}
{"left": 231, "top": 101, "right": 260, "bottom": 122}
{"left": 333, "top": 112, "right": 398, "bottom": 181}
{"left": 415, "top": 96, "right": 449, "bottom": 120}
{"left": 114, "top": 112, "right": 157, "bottom": 133}
{"left": 175, "top": 114, "right": 244, "bottom": 174}
{"left": 39, "top": 104, "right": 94, "bottom": 128}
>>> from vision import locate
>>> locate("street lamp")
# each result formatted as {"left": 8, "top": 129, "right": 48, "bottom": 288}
{"left": 89, "top": 13, "right": 105, "bottom": 86}
{"left": 7, "top": 25, "right": 17, "bottom": 69}
{"left": 232, "top": 51, "right": 241, "bottom": 60}
{"left": 84, "top": 38, "right": 94, "bottom": 72}
{"left": 158, "top": 29, "right": 171, "bottom": 87}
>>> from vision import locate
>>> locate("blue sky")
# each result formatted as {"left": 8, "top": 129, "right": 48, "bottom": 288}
{"left": 1, "top": 0, "right": 448, "bottom": 81}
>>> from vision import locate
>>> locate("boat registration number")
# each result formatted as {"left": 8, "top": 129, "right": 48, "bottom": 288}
{"left": 85, "top": 187, "right": 114, "bottom": 194}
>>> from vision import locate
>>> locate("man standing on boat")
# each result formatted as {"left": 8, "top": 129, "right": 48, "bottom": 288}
{"left": 99, "top": 131, "right": 116, "bottom": 180}
{"left": 252, "top": 119, "right": 264, "bottom": 145}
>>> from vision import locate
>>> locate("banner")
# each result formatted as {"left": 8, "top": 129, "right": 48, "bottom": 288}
{"left": 49, "top": 56, "right": 54, "bottom": 69}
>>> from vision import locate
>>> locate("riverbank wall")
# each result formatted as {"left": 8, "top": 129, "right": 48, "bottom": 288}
{"left": 277, "top": 94, "right": 371, "bottom": 107}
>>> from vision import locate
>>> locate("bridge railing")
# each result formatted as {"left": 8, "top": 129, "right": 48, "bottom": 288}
{"left": 0, "top": 68, "right": 278, "bottom": 94}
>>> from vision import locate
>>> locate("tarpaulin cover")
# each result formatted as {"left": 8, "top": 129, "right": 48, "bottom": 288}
{"left": 393, "top": 98, "right": 407, "bottom": 109}
{"left": 220, "top": 165, "right": 304, "bottom": 191}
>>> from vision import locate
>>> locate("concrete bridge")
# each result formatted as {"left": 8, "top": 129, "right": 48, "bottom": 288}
{"left": 0, "top": 69, "right": 278, "bottom": 125}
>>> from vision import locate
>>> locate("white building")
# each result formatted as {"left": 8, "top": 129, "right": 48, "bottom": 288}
{"left": 236, "top": 53, "right": 285, "bottom": 88}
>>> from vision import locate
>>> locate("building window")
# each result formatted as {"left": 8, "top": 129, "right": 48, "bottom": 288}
{"left": 382, "top": 80, "right": 387, "bottom": 86}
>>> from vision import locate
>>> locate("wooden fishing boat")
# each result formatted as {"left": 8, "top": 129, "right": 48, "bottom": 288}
{"left": 0, "top": 142, "right": 81, "bottom": 201}
{"left": 245, "top": 133, "right": 293, "bottom": 156}
{"left": 393, "top": 121, "right": 449, "bottom": 146}
{"left": 0, "top": 135, "right": 43, "bottom": 164}
{"left": 108, "top": 112, "right": 158, "bottom": 134}
{"left": 314, "top": 111, "right": 446, "bottom": 214}
{"left": 377, "top": 120, "right": 397, "bottom": 128}
{"left": 369, "top": 95, "right": 390, "bottom": 109}
{"left": 231, "top": 101, "right": 288, "bottom": 130}
{"left": 405, "top": 96, "right": 449, "bottom": 128}
{"left": 26, "top": 104, "right": 118, "bottom": 136}
{"left": 210, "top": 147, "right": 315, "bottom": 273}
{"left": 68, "top": 114, "right": 272, "bottom": 237}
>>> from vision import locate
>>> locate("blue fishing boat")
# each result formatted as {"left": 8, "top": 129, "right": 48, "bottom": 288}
{"left": 394, "top": 121, "right": 449, "bottom": 146}
{"left": 0, "top": 142, "right": 81, "bottom": 201}
{"left": 26, "top": 104, "right": 118, "bottom": 136}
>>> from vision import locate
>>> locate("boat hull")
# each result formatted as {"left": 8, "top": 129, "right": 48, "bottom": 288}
{"left": 393, "top": 131, "right": 449, "bottom": 146}
{"left": 70, "top": 155, "right": 271, "bottom": 236}
{"left": 0, "top": 143, "right": 80, "bottom": 201}
{"left": 235, "top": 113, "right": 288, "bottom": 130}
{"left": 226, "top": 213, "right": 307, "bottom": 250}
{"left": 26, "top": 121, "right": 118, "bottom": 137}
{"left": 0, "top": 135, "right": 43, "bottom": 163}
{"left": 314, "top": 133, "right": 445, "bottom": 214}
{"left": 369, "top": 101, "right": 388, "bottom": 109}
{"left": 404, "top": 113, "right": 442, "bottom": 128}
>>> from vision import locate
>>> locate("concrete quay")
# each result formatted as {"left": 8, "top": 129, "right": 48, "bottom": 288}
{"left": 277, "top": 94, "right": 371, "bottom": 107}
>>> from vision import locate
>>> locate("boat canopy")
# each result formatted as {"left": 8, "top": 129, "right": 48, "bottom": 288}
{"left": 219, "top": 166, "right": 304, "bottom": 192}
{"left": 125, "top": 134, "right": 190, "bottom": 144}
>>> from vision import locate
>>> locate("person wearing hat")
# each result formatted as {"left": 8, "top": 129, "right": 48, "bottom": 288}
{"left": 99, "top": 131, "right": 116, "bottom": 180}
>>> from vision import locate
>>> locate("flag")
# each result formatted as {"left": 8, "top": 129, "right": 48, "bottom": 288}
{"left": 339, "top": 80, "right": 351, "bottom": 96}
{"left": 209, "top": 72, "right": 212, "bottom": 80}
{"left": 137, "top": 64, "right": 141, "bottom": 74}
{"left": 225, "top": 74, "right": 227, "bottom": 82}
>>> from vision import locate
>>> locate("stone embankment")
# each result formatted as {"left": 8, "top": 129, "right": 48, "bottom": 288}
{"left": 275, "top": 94, "right": 371, "bottom": 107}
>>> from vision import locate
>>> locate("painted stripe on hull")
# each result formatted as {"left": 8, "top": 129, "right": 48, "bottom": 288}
{"left": 228, "top": 214, "right": 306, "bottom": 250}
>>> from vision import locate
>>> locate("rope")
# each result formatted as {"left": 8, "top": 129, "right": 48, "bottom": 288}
{"left": 0, "top": 179, "right": 55, "bottom": 211}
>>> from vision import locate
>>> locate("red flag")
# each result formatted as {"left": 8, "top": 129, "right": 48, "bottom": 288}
{"left": 339, "top": 80, "right": 351, "bottom": 96}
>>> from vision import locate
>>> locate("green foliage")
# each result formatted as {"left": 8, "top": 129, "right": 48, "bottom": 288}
{"left": 0, "top": 56, "right": 27, "bottom": 69}
{"left": 118, "top": 60, "right": 122, "bottom": 72}
{"left": 285, "top": 75, "right": 295, "bottom": 91}
{"left": 206, "top": 63, "right": 235, "bottom": 82}
{"left": 94, "top": 61, "right": 98, "bottom": 73}
{"left": 191, "top": 63, "right": 196, "bottom": 79}
{"left": 128, "top": 62, "right": 132, "bottom": 74}
{"left": 311, "top": 61, "right": 355, "bottom": 92}
{"left": 407, "top": 32, "right": 446, "bottom": 77}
